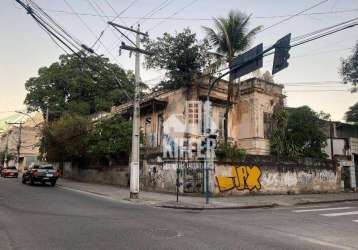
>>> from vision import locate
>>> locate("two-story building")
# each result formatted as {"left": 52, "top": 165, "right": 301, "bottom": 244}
{"left": 111, "top": 77, "right": 284, "bottom": 158}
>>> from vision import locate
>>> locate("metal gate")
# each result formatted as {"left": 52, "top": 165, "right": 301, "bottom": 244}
{"left": 180, "top": 161, "right": 204, "bottom": 193}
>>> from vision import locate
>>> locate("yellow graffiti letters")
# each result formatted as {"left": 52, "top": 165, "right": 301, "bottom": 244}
{"left": 216, "top": 166, "right": 262, "bottom": 192}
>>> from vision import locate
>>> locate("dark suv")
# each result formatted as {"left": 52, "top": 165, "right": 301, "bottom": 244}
{"left": 22, "top": 164, "right": 59, "bottom": 186}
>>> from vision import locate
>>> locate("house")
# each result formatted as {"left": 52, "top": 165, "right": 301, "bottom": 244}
{"left": 111, "top": 77, "right": 284, "bottom": 157}
{"left": 0, "top": 112, "right": 42, "bottom": 171}
{"left": 323, "top": 121, "right": 358, "bottom": 191}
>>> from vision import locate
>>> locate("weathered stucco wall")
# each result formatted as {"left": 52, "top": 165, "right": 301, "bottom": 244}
{"left": 59, "top": 163, "right": 129, "bottom": 187}
{"left": 142, "top": 157, "right": 339, "bottom": 195}
{"left": 214, "top": 164, "right": 338, "bottom": 195}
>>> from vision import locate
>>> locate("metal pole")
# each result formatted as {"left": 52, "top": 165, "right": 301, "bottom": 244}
{"left": 203, "top": 98, "right": 211, "bottom": 204}
{"left": 130, "top": 25, "right": 141, "bottom": 199}
{"left": 4, "top": 133, "right": 9, "bottom": 168}
{"left": 330, "top": 121, "right": 334, "bottom": 160}
{"left": 16, "top": 123, "right": 22, "bottom": 169}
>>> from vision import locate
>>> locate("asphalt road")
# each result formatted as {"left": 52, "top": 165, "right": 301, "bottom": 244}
{"left": 1, "top": 177, "right": 358, "bottom": 250}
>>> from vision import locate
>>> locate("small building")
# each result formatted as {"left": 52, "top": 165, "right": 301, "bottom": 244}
{"left": 323, "top": 121, "right": 358, "bottom": 191}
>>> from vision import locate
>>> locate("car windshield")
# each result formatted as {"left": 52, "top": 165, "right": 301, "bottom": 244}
{"left": 39, "top": 165, "right": 54, "bottom": 170}
{"left": 6, "top": 166, "right": 16, "bottom": 170}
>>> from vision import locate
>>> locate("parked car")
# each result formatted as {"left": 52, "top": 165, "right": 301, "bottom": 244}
{"left": 1, "top": 166, "right": 18, "bottom": 178}
{"left": 22, "top": 163, "right": 59, "bottom": 186}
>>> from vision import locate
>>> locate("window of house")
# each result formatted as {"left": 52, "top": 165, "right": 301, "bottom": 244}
{"left": 186, "top": 102, "right": 200, "bottom": 124}
{"left": 218, "top": 112, "right": 225, "bottom": 138}
{"left": 157, "top": 114, "right": 164, "bottom": 146}
{"left": 145, "top": 117, "right": 152, "bottom": 146}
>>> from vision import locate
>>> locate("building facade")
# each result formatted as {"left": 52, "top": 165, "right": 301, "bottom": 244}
{"left": 323, "top": 121, "right": 358, "bottom": 191}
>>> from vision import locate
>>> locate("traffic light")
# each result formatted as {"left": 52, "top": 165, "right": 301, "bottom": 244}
{"left": 272, "top": 33, "right": 291, "bottom": 75}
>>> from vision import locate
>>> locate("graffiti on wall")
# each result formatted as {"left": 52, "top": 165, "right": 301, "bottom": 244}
{"left": 216, "top": 166, "right": 262, "bottom": 192}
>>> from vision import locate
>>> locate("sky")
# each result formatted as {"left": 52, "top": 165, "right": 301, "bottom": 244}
{"left": 0, "top": 0, "right": 357, "bottom": 121}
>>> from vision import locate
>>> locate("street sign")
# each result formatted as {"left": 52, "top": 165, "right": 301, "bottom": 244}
{"left": 230, "top": 43, "right": 263, "bottom": 80}
{"left": 272, "top": 33, "right": 291, "bottom": 75}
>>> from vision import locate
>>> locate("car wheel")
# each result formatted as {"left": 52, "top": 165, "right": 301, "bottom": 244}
{"left": 22, "top": 177, "right": 26, "bottom": 184}
{"left": 30, "top": 177, "right": 34, "bottom": 185}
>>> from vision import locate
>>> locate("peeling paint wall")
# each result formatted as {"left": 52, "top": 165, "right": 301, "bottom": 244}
{"left": 214, "top": 164, "right": 338, "bottom": 195}
{"left": 142, "top": 157, "right": 339, "bottom": 195}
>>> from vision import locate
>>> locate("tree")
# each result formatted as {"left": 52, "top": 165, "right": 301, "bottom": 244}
{"left": 42, "top": 113, "right": 92, "bottom": 163}
{"left": 89, "top": 116, "right": 132, "bottom": 164}
{"left": 271, "top": 106, "right": 328, "bottom": 159}
{"left": 203, "top": 10, "right": 262, "bottom": 143}
{"left": 340, "top": 41, "right": 358, "bottom": 92}
{"left": 143, "top": 28, "right": 213, "bottom": 91}
{"left": 42, "top": 114, "right": 133, "bottom": 166}
{"left": 345, "top": 102, "right": 358, "bottom": 123}
{"left": 0, "top": 151, "right": 14, "bottom": 165}
{"left": 24, "top": 52, "right": 136, "bottom": 119}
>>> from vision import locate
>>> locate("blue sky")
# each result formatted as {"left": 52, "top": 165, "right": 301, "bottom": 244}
{"left": 0, "top": 0, "right": 357, "bottom": 120}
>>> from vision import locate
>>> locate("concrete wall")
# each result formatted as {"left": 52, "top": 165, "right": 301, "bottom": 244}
{"left": 142, "top": 157, "right": 339, "bottom": 195}
{"left": 59, "top": 162, "right": 129, "bottom": 187}
{"left": 214, "top": 164, "right": 338, "bottom": 195}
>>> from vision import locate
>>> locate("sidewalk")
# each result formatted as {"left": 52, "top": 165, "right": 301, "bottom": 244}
{"left": 57, "top": 178, "right": 358, "bottom": 210}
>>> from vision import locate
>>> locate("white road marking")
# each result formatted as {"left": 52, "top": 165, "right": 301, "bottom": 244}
{"left": 321, "top": 211, "right": 358, "bottom": 217}
{"left": 352, "top": 220, "right": 358, "bottom": 223}
{"left": 283, "top": 232, "right": 355, "bottom": 250}
{"left": 292, "top": 207, "right": 354, "bottom": 213}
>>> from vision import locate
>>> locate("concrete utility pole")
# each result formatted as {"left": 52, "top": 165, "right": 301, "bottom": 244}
{"left": 108, "top": 21, "right": 152, "bottom": 199}
{"left": 4, "top": 133, "right": 10, "bottom": 168}
{"left": 130, "top": 28, "right": 141, "bottom": 199}
{"left": 7, "top": 122, "right": 24, "bottom": 169}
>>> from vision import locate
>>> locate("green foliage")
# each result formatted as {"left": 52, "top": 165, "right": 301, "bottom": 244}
{"left": 143, "top": 28, "right": 213, "bottom": 91}
{"left": 0, "top": 151, "right": 14, "bottom": 165}
{"left": 42, "top": 113, "right": 133, "bottom": 165}
{"left": 271, "top": 106, "right": 328, "bottom": 159}
{"left": 345, "top": 102, "right": 358, "bottom": 123}
{"left": 24, "top": 52, "right": 136, "bottom": 118}
{"left": 215, "top": 142, "right": 246, "bottom": 163}
{"left": 340, "top": 41, "right": 358, "bottom": 91}
{"left": 89, "top": 116, "right": 132, "bottom": 160}
{"left": 203, "top": 10, "right": 262, "bottom": 61}
{"left": 42, "top": 113, "right": 92, "bottom": 162}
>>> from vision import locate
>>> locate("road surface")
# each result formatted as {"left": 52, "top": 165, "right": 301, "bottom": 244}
{"left": 1, "top": 177, "right": 358, "bottom": 250}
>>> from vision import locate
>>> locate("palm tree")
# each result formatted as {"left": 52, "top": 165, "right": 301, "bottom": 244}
{"left": 203, "top": 10, "right": 262, "bottom": 143}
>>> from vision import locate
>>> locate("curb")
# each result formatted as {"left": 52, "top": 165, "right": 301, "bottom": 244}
{"left": 158, "top": 203, "right": 279, "bottom": 210}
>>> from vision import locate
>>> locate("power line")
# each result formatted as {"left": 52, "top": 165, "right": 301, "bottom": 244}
{"left": 291, "top": 21, "right": 358, "bottom": 48}
{"left": 292, "top": 17, "right": 358, "bottom": 42}
{"left": 148, "top": 0, "right": 200, "bottom": 31}
{"left": 109, "top": 0, "right": 138, "bottom": 24}
{"left": 85, "top": 0, "right": 128, "bottom": 46}
{"left": 34, "top": 18, "right": 70, "bottom": 55}
{"left": 62, "top": 0, "right": 122, "bottom": 66}
{"left": 259, "top": 0, "right": 328, "bottom": 33}
{"left": 27, "top": 0, "right": 83, "bottom": 48}
{"left": 16, "top": 0, "right": 133, "bottom": 102}
{"left": 31, "top": 7, "right": 358, "bottom": 21}
{"left": 285, "top": 89, "right": 350, "bottom": 92}
{"left": 133, "top": 0, "right": 172, "bottom": 26}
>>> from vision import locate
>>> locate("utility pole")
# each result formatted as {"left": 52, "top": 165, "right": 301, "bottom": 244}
{"left": 4, "top": 133, "right": 9, "bottom": 168}
{"left": 108, "top": 21, "right": 152, "bottom": 199}
{"left": 7, "top": 122, "right": 24, "bottom": 169}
